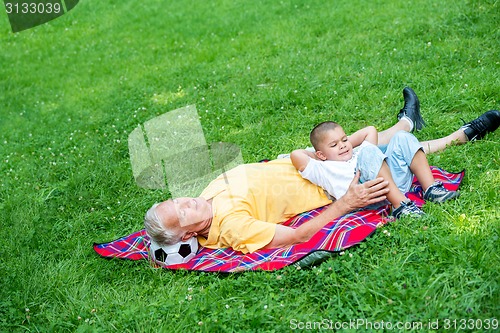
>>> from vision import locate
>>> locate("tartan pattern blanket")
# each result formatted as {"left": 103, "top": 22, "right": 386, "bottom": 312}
{"left": 93, "top": 167, "right": 464, "bottom": 272}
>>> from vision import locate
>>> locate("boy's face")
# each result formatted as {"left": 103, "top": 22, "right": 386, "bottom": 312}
{"left": 316, "top": 127, "right": 353, "bottom": 161}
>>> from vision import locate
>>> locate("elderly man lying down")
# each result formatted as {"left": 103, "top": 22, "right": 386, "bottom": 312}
{"left": 144, "top": 89, "right": 500, "bottom": 253}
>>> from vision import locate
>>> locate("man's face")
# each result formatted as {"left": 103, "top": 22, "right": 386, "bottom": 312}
{"left": 157, "top": 197, "right": 212, "bottom": 231}
{"left": 316, "top": 127, "right": 353, "bottom": 161}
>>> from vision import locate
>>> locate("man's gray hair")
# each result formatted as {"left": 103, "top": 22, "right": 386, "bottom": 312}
{"left": 144, "top": 202, "right": 182, "bottom": 246}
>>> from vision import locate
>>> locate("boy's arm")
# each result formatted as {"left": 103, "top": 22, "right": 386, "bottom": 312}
{"left": 290, "top": 149, "right": 317, "bottom": 172}
{"left": 348, "top": 126, "right": 378, "bottom": 147}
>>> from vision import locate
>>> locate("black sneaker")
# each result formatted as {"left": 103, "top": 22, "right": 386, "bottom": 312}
{"left": 392, "top": 200, "right": 425, "bottom": 219}
{"left": 397, "top": 87, "right": 426, "bottom": 132}
{"left": 424, "top": 181, "right": 460, "bottom": 203}
{"left": 460, "top": 110, "right": 500, "bottom": 141}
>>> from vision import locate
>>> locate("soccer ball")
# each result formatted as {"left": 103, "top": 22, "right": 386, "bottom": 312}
{"left": 149, "top": 237, "right": 198, "bottom": 266}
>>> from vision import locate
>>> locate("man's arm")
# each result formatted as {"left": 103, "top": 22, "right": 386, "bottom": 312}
{"left": 348, "top": 126, "right": 378, "bottom": 146}
{"left": 262, "top": 170, "right": 389, "bottom": 250}
{"left": 290, "top": 149, "right": 317, "bottom": 172}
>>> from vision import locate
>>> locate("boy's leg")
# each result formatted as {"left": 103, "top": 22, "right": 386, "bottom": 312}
{"left": 373, "top": 160, "right": 425, "bottom": 218}
{"left": 357, "top": 141, "right": 424, "bottom": 218}
{"left": 409, "top": 150, "right": 435, "bottom": 191}
{"left": 357, "top": 146, "right": 424, "bottom": 218}
{"left": 377, "top": 86, "right": 499, "bottom": 153}
{"left": 296, "top": 107, "right": 498, "bottom": 159}
{"left": 388, "top": 131, "right": 460, "bottom": 203}
{"left": 378, "top": 119, "right": 411, "bottom": 145}
{"left": 381, "top": 121, "right": 467, "bottom": 153}
{"left": 383, "top": 131, "right": 423, "bottom": 194}
{"left": 356, "top": 145, "right": 409, "bottom": 209}
{"left": 357, "top": 145, "right": 387, "bottom": 184}
{"left": 397, "top": 87, "right": 426, "bottom": 131}
{"left": 378, "top": 87, "right": 423, "bottom": 145}
{"left": 415, "top": 149, "right": 461, "bottom": 202}
{"left": 420, "top": 110, "right": 500, "bottom": 154}
{"left": 419, "top": 130, "right": 467, "bottom": 154}
{"left": 376, "top": 162, "right": 407, "bottom": 209}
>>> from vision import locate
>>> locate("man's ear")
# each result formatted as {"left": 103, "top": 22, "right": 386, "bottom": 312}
{"left": 181, "top": 232, "right": 197, "bottom": 242}
{"left": 315, "top": 150, "right": 327, "bottom": 161}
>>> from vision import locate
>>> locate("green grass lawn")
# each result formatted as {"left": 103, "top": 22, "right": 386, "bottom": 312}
{"left": 1, "top": 0, "right": 499, "bottom": 331}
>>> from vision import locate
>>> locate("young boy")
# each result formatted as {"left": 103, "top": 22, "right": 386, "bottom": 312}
{"left": 290, "top": 121, "right": 459, "bottom": 218}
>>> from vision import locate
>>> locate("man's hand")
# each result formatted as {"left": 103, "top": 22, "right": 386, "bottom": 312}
{"left": 263, "top": 170, "right": 389, "bottom": 251}
{"left": 339, "top": 170, "right": 389, "bottom": 212}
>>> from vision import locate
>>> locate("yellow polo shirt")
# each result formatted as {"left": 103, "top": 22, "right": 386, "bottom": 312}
{"left": 199, "top": 158, "right": 331, "bottom": 253}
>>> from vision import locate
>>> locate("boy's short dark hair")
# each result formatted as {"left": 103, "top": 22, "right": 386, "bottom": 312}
{"left": 310, "top": 121, "right": 340, "bottom": 151}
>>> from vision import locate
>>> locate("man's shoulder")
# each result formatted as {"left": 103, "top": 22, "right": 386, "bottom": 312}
{"left": 259, "top": 158, "right": 294, "bottom": 166}
{"left": 239, "top": 158, "right": 297, "bottom": 173}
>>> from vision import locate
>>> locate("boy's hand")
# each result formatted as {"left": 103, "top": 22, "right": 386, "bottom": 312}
{"left": 348, "top": 126, "right": 378, "bottom": 146}
{"left": 290, "top": 149, "right": 316, "bottom": 172}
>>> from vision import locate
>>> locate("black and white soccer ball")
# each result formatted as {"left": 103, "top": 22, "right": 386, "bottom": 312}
{"left": 150, "top": 237, "right": 198, "bottom": 265}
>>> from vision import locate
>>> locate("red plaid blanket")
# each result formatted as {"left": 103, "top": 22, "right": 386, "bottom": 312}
{"left": 93, "top": 167, "right": 464, "bottom": 272}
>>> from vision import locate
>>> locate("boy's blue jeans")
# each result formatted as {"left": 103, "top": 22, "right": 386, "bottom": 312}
{"left": 358, "top": 131, "right": 423, "bottom": 194}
